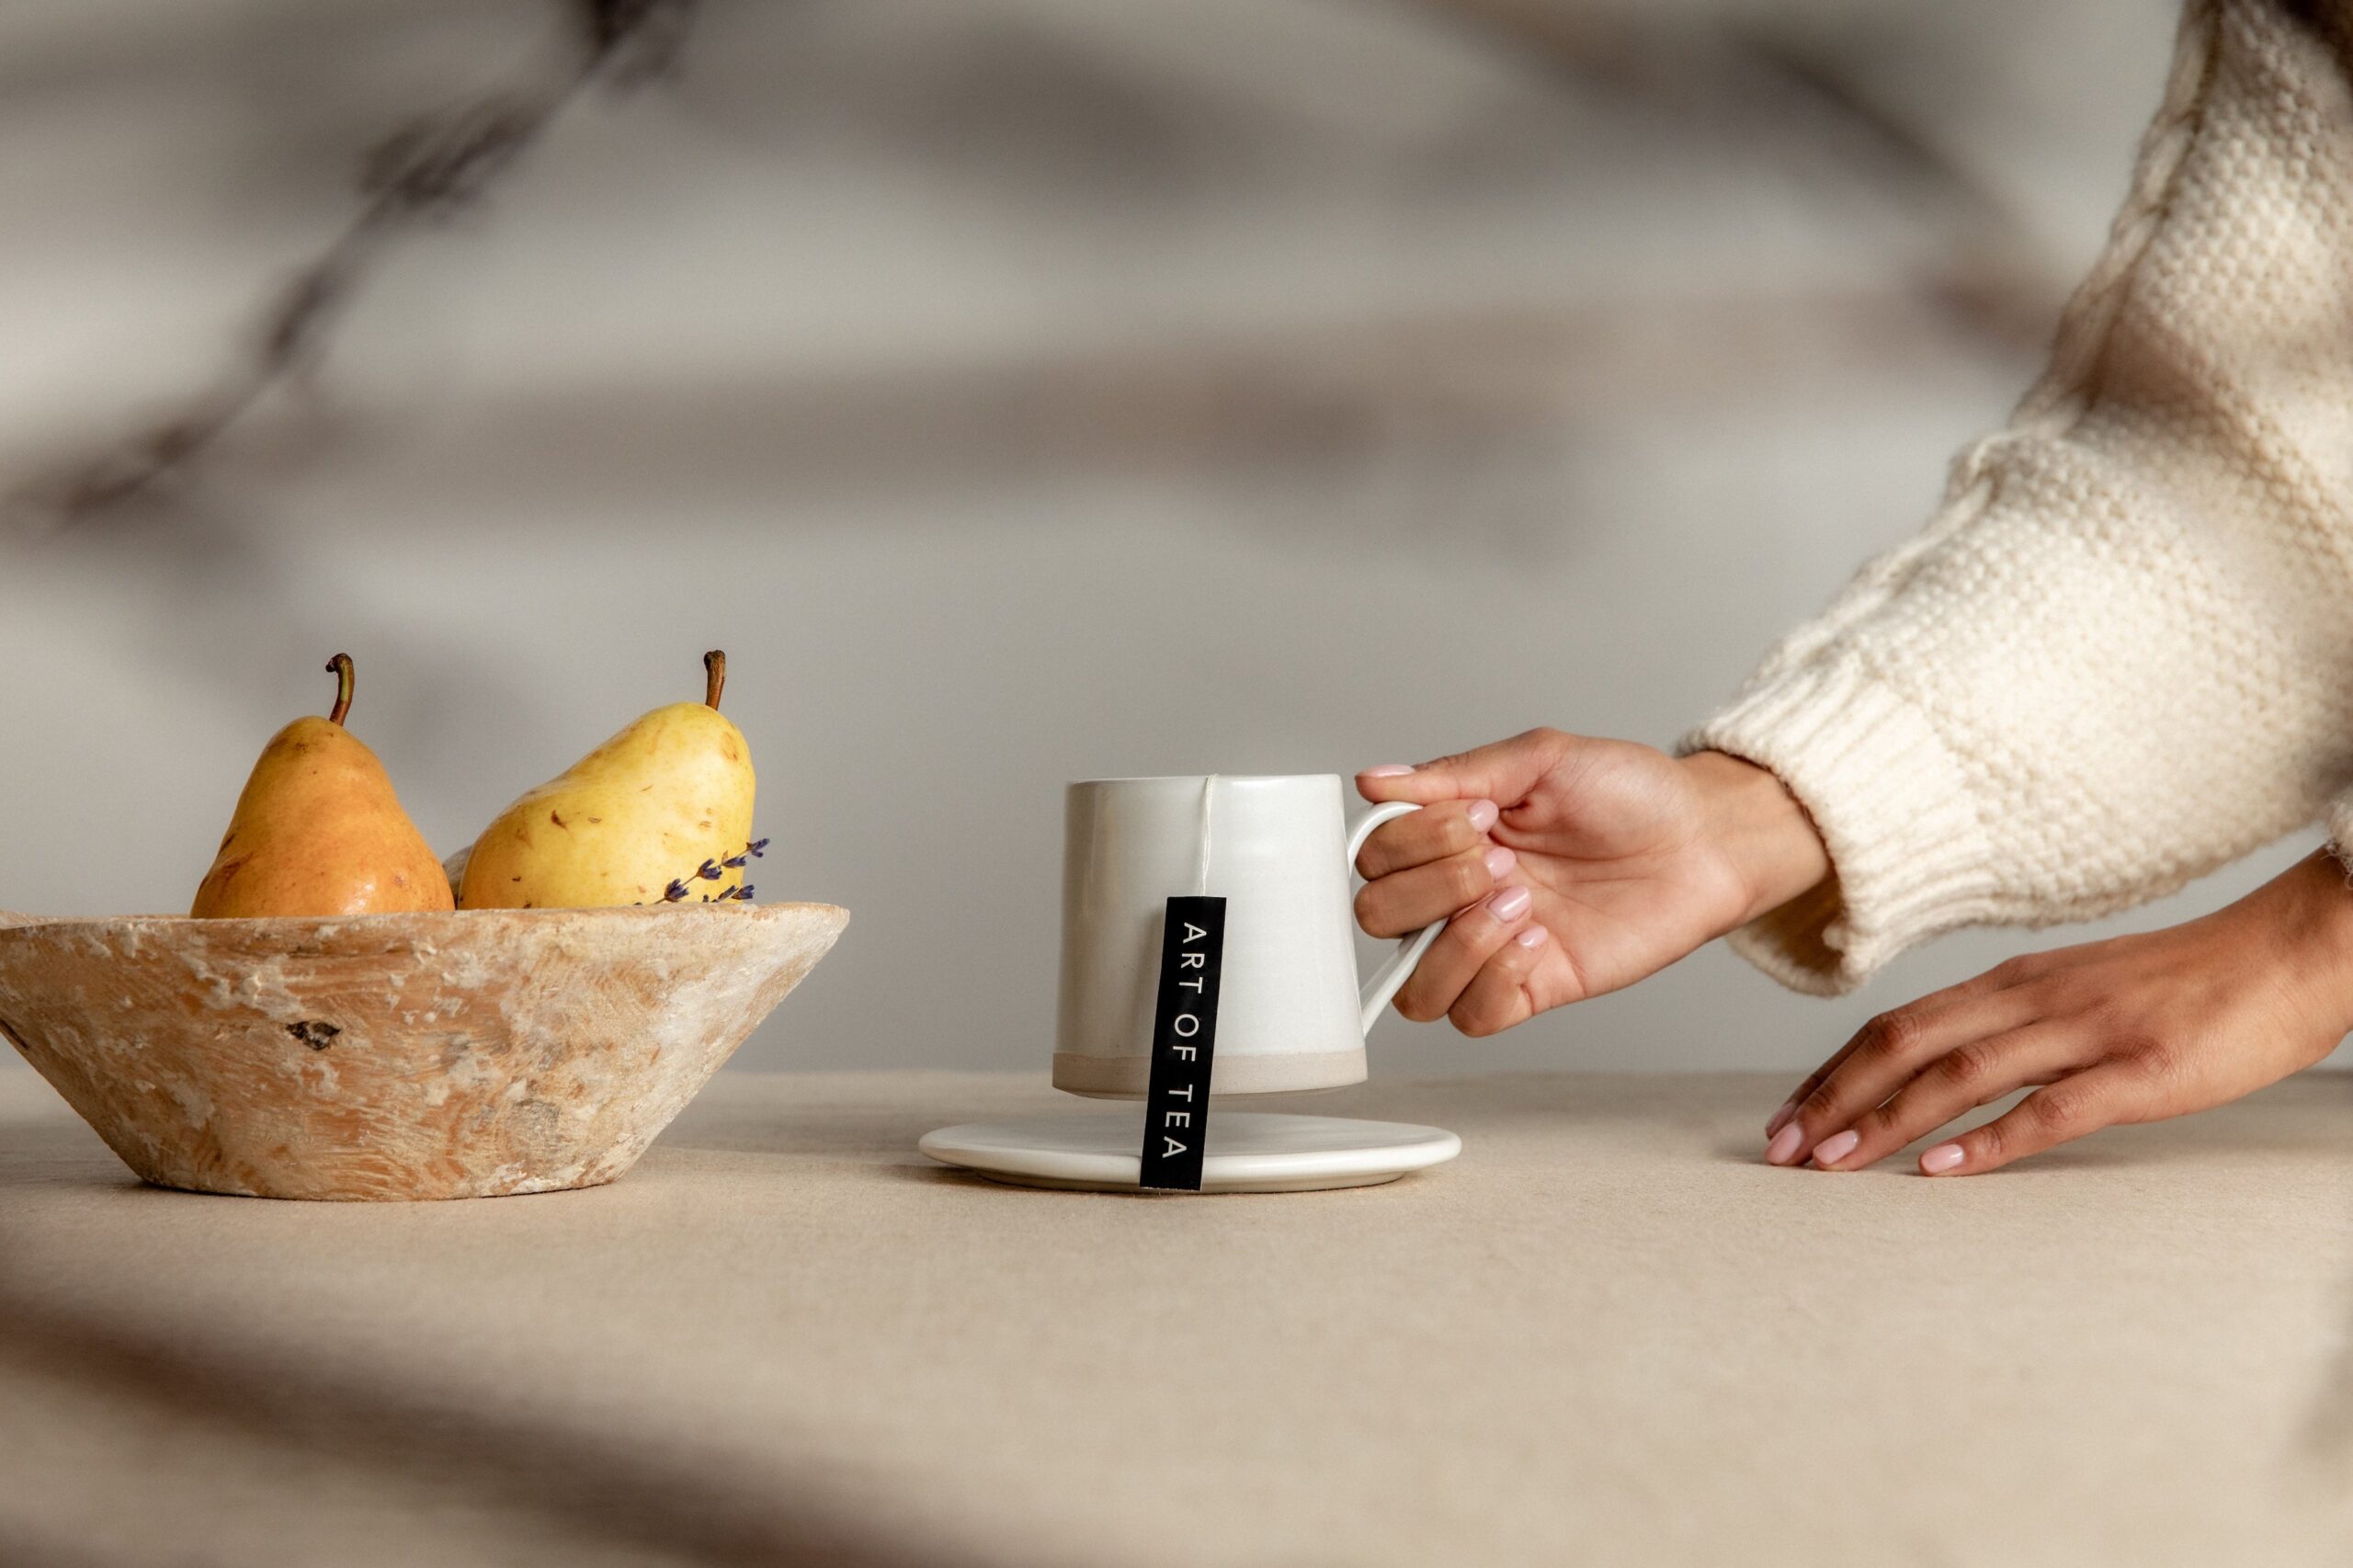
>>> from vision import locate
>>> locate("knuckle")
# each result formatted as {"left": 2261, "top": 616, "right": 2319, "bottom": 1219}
{"left": 1441, "top": 858, "right": 1489, "bottom": 906}
{"left": 2029, "top": 1083, "right": 2095, "bottom": 1134}
{"left": 2112, "top": 1033, "right": 2174, "bottom": 1078}
{"left": 1392, "top": 983, "right": 1442, "bottom": 1024}
{"left": 1437, "top": 808, "right": 1481, "bottom": 854}
{"left": 1936, "top": 1040, "right": 2000, "bottom": 1092}
{"left": 1854, "top": 1009, "right": 1923, "bottom": 1063}
{"left": 1451, "top": 999, "right": 1506, "bottom": 1039}
{"left": 1987, "top": 954, "right": 2040, "bottom": 985}
{"left": 1838, "top": 1120, "right": 1889, "bottom": 1160}
{"left": 1853, "top": 1103, "right": 1903, "bottom": 1142}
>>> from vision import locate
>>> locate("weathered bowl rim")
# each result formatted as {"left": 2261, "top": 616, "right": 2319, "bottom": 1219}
{"left": 0, "top": 901, "right": 849, "bottom": 948}
{"left": 0, "top": 901, "right": 852, "bottom": 1200}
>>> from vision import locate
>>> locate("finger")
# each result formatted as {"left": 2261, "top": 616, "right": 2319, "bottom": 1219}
{"left": 1356, "top": 798, "right": 1500, "bottom": 880}
{"left": 1809, "top": 1022, "right": 2091, "bottom": 1172}
{"left": 1355, "top": 844, "right": 1516, "bottom": 939}
{"left": 1765, "top": 988, "right": 2044, "bottom": 1166}
{"left": 1356, "top": 728, "right": 1579, "bottom": 807}
{"left": 1764, "top": 956, "right": 2047, "bottom": 1137}
{"left": 1915, "top": 1060, "right": 2151, "bottom": 1176}
{"left": 1449, "top": 919, "right": 1552, "bottom": 1038}
{"left": 1767, "top": 1029, "right": 1875, "bottom": 1141}
{"left": 1392, "top": 885, "right": 1533, "bottom": 1023}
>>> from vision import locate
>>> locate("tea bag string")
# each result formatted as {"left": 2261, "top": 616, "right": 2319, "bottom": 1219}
{"left": 1195, "top": 774, "right": 1218, "bottom": 896}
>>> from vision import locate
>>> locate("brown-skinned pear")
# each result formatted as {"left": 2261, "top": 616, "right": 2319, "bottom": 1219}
{"left": 191, "top": 654, "right": 455, "bottom": 918}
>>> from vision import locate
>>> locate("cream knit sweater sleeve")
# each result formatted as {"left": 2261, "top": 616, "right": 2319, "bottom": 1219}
{"left": 1683, "top": 0, "right": 2353, "bottom": 995}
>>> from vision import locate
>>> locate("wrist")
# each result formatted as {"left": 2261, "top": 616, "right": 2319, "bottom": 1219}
{"left": 2241, "top": 851, "right": 2353, "bottom": 1042}
{"left": 1678, "top": 750, "right": 1831, "bottom": 930}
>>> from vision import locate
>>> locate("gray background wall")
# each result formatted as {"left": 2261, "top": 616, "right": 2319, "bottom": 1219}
{"left": 3, "top": 0, "right": 2319, "bottom": 1079}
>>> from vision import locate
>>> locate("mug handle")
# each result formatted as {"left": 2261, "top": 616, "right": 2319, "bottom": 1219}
{"left": 1346, "top": 802, "right": 1448, "bottom": 1037}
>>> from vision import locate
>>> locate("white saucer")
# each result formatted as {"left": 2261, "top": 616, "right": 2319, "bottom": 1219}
{"left": 917, "top": 1111, "right": 1461, "bottom": 1194}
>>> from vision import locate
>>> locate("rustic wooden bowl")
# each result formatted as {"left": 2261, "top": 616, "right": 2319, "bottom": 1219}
{"left": 0, "top": 903, "right": 847, "bottom": 1200}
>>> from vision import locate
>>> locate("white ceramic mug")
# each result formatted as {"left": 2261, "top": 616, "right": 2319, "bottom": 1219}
{"left": 1051, "top": 775, "right": 1443, "bottom": 1097}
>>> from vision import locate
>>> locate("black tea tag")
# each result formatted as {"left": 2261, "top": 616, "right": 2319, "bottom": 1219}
{"left": 1138, "top": 895, "right": 1226, "bottom": 1191}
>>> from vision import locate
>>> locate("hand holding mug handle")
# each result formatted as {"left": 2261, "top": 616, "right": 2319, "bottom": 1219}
{"left": 1347, "top": 803, "right": 1447, "bottom": 1036}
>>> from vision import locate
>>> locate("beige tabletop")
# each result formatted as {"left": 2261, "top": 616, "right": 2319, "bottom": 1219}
{"left": 3, "top": 1066, "right": 2351, "bottom": 1567}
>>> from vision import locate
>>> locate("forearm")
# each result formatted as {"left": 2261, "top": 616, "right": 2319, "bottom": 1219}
{"left": 1678, "top": 751, "right": 1829, "bottom": 930}
{"left": 2224, "top": 851, "right": 2353, "bottom": 1046}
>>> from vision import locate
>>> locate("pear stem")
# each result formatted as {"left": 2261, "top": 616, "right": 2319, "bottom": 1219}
{"left": 325, "top": 653, "right": 355, "bottom": 726}
{"left": 704, "top": 650, "right": 726, "bottom": 711}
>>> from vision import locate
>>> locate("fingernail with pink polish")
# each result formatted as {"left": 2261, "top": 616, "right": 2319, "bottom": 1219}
{"left": 1812, "top": 1130, "right": 1859, "bottom": 1167}
{"left": 1360, "top": 765, "right": 1415, "bottom": 778}
{"left": 1466, "top": 799, "right": 1499, "bottom": 833}
{"left": 1486, "top": 886, "right": 1531, "bottom": 922}
{"left": 1920, "top": 1142, "right": 1965, "bottom": 1176}
{"left": 1483, "top": 845, "right": 1517, "bottom": 880}
{"left": 1765, "top": 1123, "right": 1804, "bottom": 1166}
{"left": 1514, "top": 926, "right": 1547, "bottom": 949}
{"left": 1765, "top": 1099, "right": 1797, "bottom": 1138}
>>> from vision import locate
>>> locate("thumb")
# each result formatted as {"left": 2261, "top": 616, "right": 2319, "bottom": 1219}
{"left": 1356, "top": 729, "right": 1577, "bottom": 808}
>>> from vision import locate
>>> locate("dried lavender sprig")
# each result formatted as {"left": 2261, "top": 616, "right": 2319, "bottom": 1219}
{"left": 632, "top": 877, "right": 694, "bottom": 906}
{"left": 721, "top": 838, "right": 770, "bottom": 870}
{"left": 636, "top": 840, "right": 764, "bottom": 906}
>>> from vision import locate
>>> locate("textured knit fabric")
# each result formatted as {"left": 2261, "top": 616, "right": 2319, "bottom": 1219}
{"left": 1685, "top": 0, "right": 2353, "bottom": 995}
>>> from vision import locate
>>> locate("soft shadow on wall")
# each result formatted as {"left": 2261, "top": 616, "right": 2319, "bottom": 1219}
{"left": 7, "top": 0, "right": 2308, "bottom": 1081}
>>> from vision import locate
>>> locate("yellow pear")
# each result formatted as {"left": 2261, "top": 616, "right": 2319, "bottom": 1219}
{"left": 192, "top": 654, "right": 455, "bottom": 918}
{"left": 460, "top": 652, "right": 759, "bottom": 911}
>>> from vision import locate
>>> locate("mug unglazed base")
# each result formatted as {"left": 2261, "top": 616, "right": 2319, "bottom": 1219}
{"left": 1051, "top": 1048, "right": 1368, "bottom": 1099}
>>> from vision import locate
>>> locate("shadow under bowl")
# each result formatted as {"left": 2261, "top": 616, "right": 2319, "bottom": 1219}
{"left": 0, "top": 903, "right": 847, "bottom": 1200}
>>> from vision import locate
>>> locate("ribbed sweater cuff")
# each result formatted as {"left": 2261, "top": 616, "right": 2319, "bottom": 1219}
{"left": 2325, "top": 792, "right": 2353, "bottom": 875}
{"left": 1679, "top": 654, "right": 2003, "bottom": 995}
